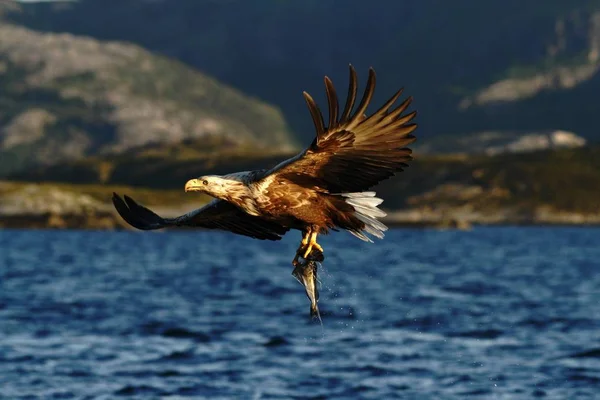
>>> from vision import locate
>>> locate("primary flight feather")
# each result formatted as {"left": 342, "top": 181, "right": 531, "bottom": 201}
{"left": 112, "top": 65, "right": 417, "bottom": 263}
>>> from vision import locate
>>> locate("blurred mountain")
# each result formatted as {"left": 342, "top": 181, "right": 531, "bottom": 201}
{"left": 0, "top": 20, "right": 295, "bottom": 175}
{"left": 415, "top": 130, "right": 587, "bottom": 156}
{"left": 4, "top": 0, "right": 600, "bottom": 143}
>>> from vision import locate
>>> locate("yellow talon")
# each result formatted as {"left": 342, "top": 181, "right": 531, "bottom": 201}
{"left": 301, "top": 232, "right": 309, "bottom": 246}
{"left": 303, "top": 245, "right": 313, "bottom": 259}
{"left": 297, "top": 230, "right": 310, "bottom": 254}
{"left": 303, "top": 231, "right": 322, "bottom": 259}
{"left": 293, "top": 230, "right": 312, "bottom": 265}
{"left": 292, "top": 229, "right": 324, "bottom": 265}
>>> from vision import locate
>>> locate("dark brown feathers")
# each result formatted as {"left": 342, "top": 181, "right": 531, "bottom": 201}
{"left": 303, "top": 92, "right": 325, "bottom": 138}
{"left": 267, "top": 65, "right": 417, "bottom": 193}
{"left": 112, "top": 193, "right": 289, "bottom": 240}
{"left": 340, "top": 66, "right": 358, "bottom": 124}
{"left": 324, "top": 76, "right": 338, "bottom": 130}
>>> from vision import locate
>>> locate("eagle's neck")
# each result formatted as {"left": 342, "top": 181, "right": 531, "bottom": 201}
{"left": 219, "top": 178, "right": 260, "bottom": 216}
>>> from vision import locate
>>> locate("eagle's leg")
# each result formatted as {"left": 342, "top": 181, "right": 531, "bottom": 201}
{"left": 292, "top": 228, "right": 312, "bottom": 265}
{"left": 301, "top": 230, "right": 310, "bottom": 247}
{"left": 303, "top": 231, "right": 324, "bottom": 259}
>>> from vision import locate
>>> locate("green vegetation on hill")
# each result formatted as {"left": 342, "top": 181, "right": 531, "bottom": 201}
{"left": 0, "top": 181, "right": 191, "bottom": 209}
{"left": 0, "top": 180, "right": 211, "bottom": 229}
{"left": 377, "top": 146, "right": 600, "bottom": 214}
{"left": 10, "top": 146, "right": 600, "bottom": 217}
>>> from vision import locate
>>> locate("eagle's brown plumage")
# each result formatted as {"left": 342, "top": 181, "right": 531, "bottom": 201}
{"left": 266, "top": 66, "right": 416, "bottom": 193}
{"left": 112, "top": 65, "right": 417, "bottom": 257}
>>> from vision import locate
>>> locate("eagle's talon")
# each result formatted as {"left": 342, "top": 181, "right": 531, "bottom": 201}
{"left": 293, "top": 229, "right": 324, "bottom": 264}
{"left": 301, "top": 235, "right": 309, "bottom": 247}
{"left": 306, "top": 247, "right": 325, "bottom": 262}
{"left": 302, "top": 231, "right": 322, "bottom": 259}
{"left": 302, "top": 244, "right": 314, "bottom": 259}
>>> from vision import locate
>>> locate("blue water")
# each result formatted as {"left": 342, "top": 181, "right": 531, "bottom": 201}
{"left": 1, "top": 227, "right": 599, "bottom": 399}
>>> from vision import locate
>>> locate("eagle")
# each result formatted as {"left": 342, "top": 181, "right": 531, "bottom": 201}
{"left": 112, "top": 65, "right": 417, "bottom": 264}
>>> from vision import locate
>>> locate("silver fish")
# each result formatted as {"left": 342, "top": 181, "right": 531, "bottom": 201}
{"left": 292, "top": 258, "right": 321, "bottom": 323}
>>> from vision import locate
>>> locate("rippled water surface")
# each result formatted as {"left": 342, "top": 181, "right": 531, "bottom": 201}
{"left": 1, "top": 227, "right": 600, "bottom": 399}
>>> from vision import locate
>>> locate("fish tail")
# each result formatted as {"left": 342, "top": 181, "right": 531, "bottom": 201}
{"left": 310, "top": 303, "right": 319, "bottom": 318}
{"left": 310, "top": 302, "right": 322, "bottom": 325}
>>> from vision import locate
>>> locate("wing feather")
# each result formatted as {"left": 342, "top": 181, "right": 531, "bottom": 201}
{"left": 340, "top": 66, "right": 358, "bottom": 124}
{"left": 266, "top": 65, "right": 417, "bottom": 193}
{"left": 324, "top": 76, "right": 339, "bottom": 130}
{"left": 303, "top": 92, "right": 325, "bottom": 138}
{"left": 112, "top": 193, "right": 289, "bottom": 240}
{"left": 345, "top": 67, "right": 376, "bottom": 131}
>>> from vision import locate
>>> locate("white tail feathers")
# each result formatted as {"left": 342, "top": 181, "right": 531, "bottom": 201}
{"left": 342, "top": 192, "right": 388, "bottom": 242}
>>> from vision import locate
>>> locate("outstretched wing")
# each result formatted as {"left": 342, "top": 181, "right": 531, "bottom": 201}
{"left": 266, "top": 65, "right": 417, "bottom": 193}
{"left": 112, "top": 193, "right": 290, "bottom": 240}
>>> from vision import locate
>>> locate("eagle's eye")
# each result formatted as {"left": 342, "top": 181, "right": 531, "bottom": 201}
{"left": 202, "top": 180, "right": 209, "bottom": 185}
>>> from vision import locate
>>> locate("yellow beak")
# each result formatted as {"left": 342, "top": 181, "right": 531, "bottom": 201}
{"left": 184, "top": 179, "right": 201, "bottom": 192}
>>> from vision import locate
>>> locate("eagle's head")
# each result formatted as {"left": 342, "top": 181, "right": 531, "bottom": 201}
{"left": 184, "top": 175, "right": 248, "bottom": 200}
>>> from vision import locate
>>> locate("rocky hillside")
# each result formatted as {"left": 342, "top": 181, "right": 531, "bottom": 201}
{"left": 0, "top": 21, "right": 295, "bottom": 175}
{"left": 6, "top": 0, "right": 600, "bottom": 142}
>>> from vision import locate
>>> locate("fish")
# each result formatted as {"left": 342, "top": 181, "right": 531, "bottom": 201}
{"left": 292, "top": 255, "right": 322, "bottom": 323}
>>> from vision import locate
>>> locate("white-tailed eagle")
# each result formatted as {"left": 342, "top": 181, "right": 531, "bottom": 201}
{"left": 112, "top": 65, "right": 417, "bottom": 264}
